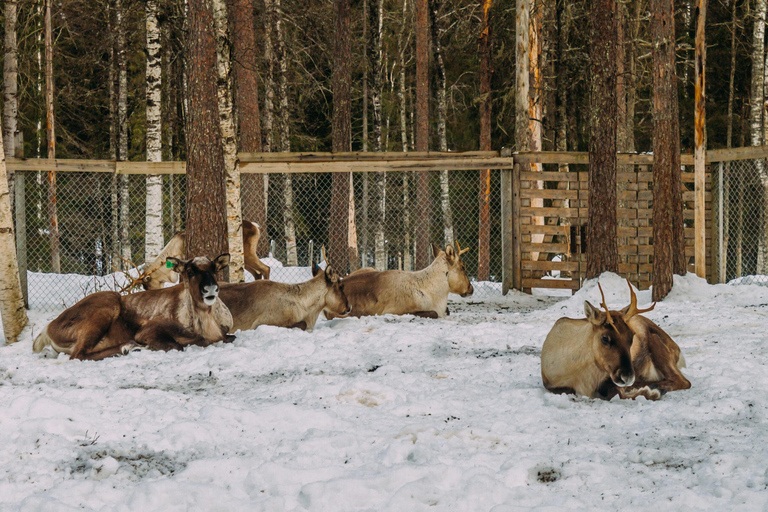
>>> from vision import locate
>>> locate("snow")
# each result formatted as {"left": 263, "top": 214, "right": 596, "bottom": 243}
{"left": 1, "top": 272, "right": 768, "bottom": 510}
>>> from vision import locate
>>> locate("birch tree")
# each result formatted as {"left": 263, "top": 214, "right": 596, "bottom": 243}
{"left": 4, "top": 0, "right": 18, "bottom": 186}
{"left": 360, "top": 0, "right": 370, "bottom": 267}
{"left": 0, "top": 112, "right": 27, "bottom": 344}
{"left": 45, "top": 0, "right": 60, "bottom": 273}
{"left": 117, "top": 0, "right": 131, "bottom": 267}
{"left": 430, "top": 0, "right": 454, "bottom": 247}
{"left": 213, "top": 0, "right": 245, "bottom": 282}
{"left": 414, "top": 0, "right": 430, "bottom": 269}
{"left": 145, "top": 0, "right": 165, "bottom": 264}
{"left": 398, "top": 0, "right": 412, "bottom": 270}
{"left": 370, "top": 0, "right": 387, "bottom": 271}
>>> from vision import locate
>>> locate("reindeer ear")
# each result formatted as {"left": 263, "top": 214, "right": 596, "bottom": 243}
{"left": 444, "top": 244, "right": 456, "bottom": 262}
{"left": 213, "top": 253, "right": 230, "bottom": 272}
{"left": 584, "top": 301, "right": 605, "bottom": 326}
{"left": 430, "top": 242, "right": 441, "bottom": 259}
{"left": 325, "top": 265, "right": 338, "bottom": 284}
{"left": 166, "top": 257, "right": 184, "bottom": 274}
{"left": 312, "top": 262, "right": 321, "bottom": 277}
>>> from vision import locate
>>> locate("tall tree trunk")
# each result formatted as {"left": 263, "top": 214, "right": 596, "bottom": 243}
{"left": 117, "top": 0, "right": 131, "bottom": 268}
{"left": 231, "top": 0, "right": 268, "bottom": 257}
{"left": 45, "top": 0, "right": 60, "bottom": 273}
{"left": 399, "top": 0, "right": 412, "bottom": 271}
{"left": 213, "top": 0, "right": 243, "bottom": 282}
{"left": 0, "top": 110, "right": 27, "bottom": 344}
{"left": 330, "top": 0, "right": 356, "bottom": 273}
{"left": 275, "top": 0, "right": 297, "bottom": 266}
{"left": 370, "top": 0, "right": 386, "bottom": 271}
{"left": 431, "top": 0, "right": 454, "bottom": 247}
{"left": 263, "top": 0, "right": 275, "bottom": 153}
{"left": 185, "top": 0, "right": 229, "bottom": 261}
{"left": 626, "top": 0, "right": 639, "bottom": 153}
{"left": 145, "top": 0, "right": 165, "bottom": 264}
{"left": 4, "top": 0, "right": 18, "bottom": 202}
{"left": 414, "top": 0, "right": 430, "bottom": 269}
{"left": 163, "top": 23, "right": 178, "bottom": 234}
{"left": 555, "top": 0, "right": 570, "bottom": 159}
{"left": 727, "top": 0, "right": 737, "bottom": 278}
{"left": 108, "top": 1, "right": 119, "bottom": 272}
{"left": 478, "top": 0, "right": 492, "bottom": 281}
{"left": 360, "top": 0, "right": 370, "bottom": 268}
{"left": 586, "top": 0, "right": 618, "bottom": 279}
{"left": 651, "top": 0, "right": 685, "bottom": 300}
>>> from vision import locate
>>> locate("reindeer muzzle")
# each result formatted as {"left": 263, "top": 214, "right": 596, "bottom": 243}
{"left": 202, "top": 284, "right": 219, "bottom": 306}
{"left": 612, "top": 369, "right": 635, "bottom": 388}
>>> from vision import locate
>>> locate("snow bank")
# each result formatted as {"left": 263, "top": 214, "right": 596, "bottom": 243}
{"left": 0, "top": 272, "right": 767, "bottom": 510}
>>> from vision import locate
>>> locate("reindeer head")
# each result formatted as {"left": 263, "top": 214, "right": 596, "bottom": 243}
{"left": 313, "top": 263, "right": 351, "bottom": 317}
{"left": 433, "top": 241, "right": 474, "bottom": 297}
{"left": 166, "top": 254, "right": 230, "bottom": 308}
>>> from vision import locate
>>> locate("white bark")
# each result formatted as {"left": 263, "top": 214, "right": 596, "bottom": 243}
{"left": 263, "top": 0, "right": 275, "bottom": 152}
{"left": 0, "top": 116, "right": 27, "bottom": 344}
{"left": 117, "top": 0, "right": 131, "bottom": 267}
{"left": 371, "top": 0, "right": 386, "bottom": 271}
{"left": 4, "top": 0, "right": 18, "bottom": 159}
{"left": 398, "top": 0, "right": 411, "bottom": 270}
{"left": 751, "top": 0, "right": 768, "bottom": 272}
{"left": 144, "top": 0, "right": 165, "bottom": 263}
{"left": 431, "top": 0, "right": 453, "bottom": 246}
{"left": 275, "top": 0, "right": 297, "bottom": 266}
{"left": 213, "top": 0, "right": 245, "bottom": 282}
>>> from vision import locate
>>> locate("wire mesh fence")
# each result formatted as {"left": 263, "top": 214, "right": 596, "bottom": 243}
{"left": 14, "top": 167, "right": 504, "bottom": 312}
{"left": 711, "top": 158, "right": 768, "bottom": 286}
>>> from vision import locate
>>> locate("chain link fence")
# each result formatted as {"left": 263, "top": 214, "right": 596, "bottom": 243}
{"left": 14, "top": 167, "right": 504, "bottom": 312}
{"left": 711, "top": 158, "right": 768, "bottom": 286}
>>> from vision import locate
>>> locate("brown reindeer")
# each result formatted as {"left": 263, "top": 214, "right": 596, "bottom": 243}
{"left": 541, "top": 280, "right": 690, "bottom": 400}
{"left": 325, "top": 242, "right": 474, "bottom": 320}
{"left": 219, "top": 264, "right": 350, "bottom": 331}
{"left": 141, "top": 220, "right": 270, "bottom": 290}
{"left": 33, "top": 255, "right": 234, "bottom": 360}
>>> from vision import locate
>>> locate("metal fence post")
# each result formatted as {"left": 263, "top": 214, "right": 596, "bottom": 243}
{"left": 718, "top": 162, "right": 724, "bottom": 283}
{"left": 13, "top": 133, "right": 28, "bottom": 307}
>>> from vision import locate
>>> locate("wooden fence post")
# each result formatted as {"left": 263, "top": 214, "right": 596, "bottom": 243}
{"left": 694, "top": 0, "right": 707, "bottom": 278}
{"left": 501, "top": 166, "right": 513, "bottom": 294}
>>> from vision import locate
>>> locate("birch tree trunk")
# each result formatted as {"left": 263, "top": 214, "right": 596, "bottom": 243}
{"left": 263, "top": 0, "right": 276, "bottom": 257}
{"left": 108, "top": 1, "right": 119, "bottom": 271}
{"left": 370, "top": 0, "right": 387, "bottom": 271}
{"left": 414, "top": 0, "right": 430, "bottom": 269}
{"left": 45, "top": 0, "right": 60, "bottom": 273}
{"left": 213, "top": 0, "right": 244, "bottom": 282}
{"left": 4, "top": 0, "right": 18, "bottom": 202}
{"left": 145, "top": 0, "right": 165, "bottom": 264}
{"left": 231, "top": 0, "right": 269, "bottom": 257}
{"left": 398, "top": 0, "right": 411, "bottom": 271}
{"left": 751, "top": 0, "right": 768, "bottom": 272}
{"left": 0, "top": 119, "right": 27, "bottom": 344}
{"left": 275, "top": 0, "right": 297, "bottom": 266}
{"left": 186, "top": 0, "right": 229, "bottom": 262}
{"left": 360, "top": 0, "right": 370, "bottom": 268}
{"left": 117, "top": 0, "right": 131, "bottom": 268}
{"left": 727, "top": 0, "right": 738, "bottom": 277}
{"left": 431, "top": 0, "right": 453, "bottom": 247}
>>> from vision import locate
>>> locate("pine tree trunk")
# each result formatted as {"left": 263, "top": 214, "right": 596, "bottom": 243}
{"left": 213, "top": 0, "right": 243, "bottom": 282}
{"left": 414, "top": 0, "right": 430, "bottom": 269}
{"left": 0, "top": 115, "right": 27, "bottom": 344}
{"left": 231, "top": 0, "right": 269, "bottom": 257}
{"left": 431, "top": 0, "right": 454, "bottom": 247}
{"left": 651, "top": 0, "right": 685, "bottom": 300}
{"left": 586, "top": 0, "right": 618, "bottom": 279}
{"left": 478, "top": 0, "right": 492, "bottom": 281}
{"left": 145, "top": 0, "right": 165, "bottom": 264}
{"left": 399, "top": 0, "right": 411, "bottom": 271}
{"left": 117, "top": 0, "right": 131, "bottom": 268}
{"left": 727, "top": 0, "right": 737, "bottom": 278}
{"left": 275, "top": 0, "right": 297, "bottom": 266}
{"left": 45, "top": 0, "right": 60, "bottom": 273}
{"left": 626, "top": 0, "right": 639, "bottom": 153}
{"left": 370, "top": 0, "right": 387, "bottom": 271}
{"left": 330, "top": 0, "right": 355, "bottom": 273}
{"left": 186, "top": 0, "right": 229, "bottom": 261}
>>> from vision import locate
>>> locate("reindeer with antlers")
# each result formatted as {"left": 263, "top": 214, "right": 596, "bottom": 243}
{"left": 325, "top": 241, "right": 474, "bottom": 320}
{"left": 541, "top": 279, "right": 690, "bottom": 400}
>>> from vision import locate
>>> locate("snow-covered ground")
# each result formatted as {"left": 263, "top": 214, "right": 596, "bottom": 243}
{"left": 1, "top": 272, "right": 767, "bottom": 511}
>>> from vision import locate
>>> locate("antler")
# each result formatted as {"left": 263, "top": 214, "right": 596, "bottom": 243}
{"left": 454, "top": 240, "right": 470, "bottom": 256}
{"left": 622, "top": 278, "right": 656, "bottom": 320}
{"left": 111, "top": 253, "right": 162, "bottom": 295}
{"left": 597, "top": 282, "right": 616, "bottom": 328}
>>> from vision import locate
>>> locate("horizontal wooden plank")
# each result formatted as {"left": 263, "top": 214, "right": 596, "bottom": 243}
{"left": 514, "top": 152, "right": 695, "bottom": 165}
{"left": 521, "top": 224, "right": 571, "bottom": 235}
{"left": 522, "top": 260, "right": 580, "bottom": 271}
{"left": 707, "top": 145, "right": 768, "bottom": 162}
{"left": 522, "top": 278, "right": 580, "bottom": 290}
{"left": 521, "top": 243, "right": 569, "bottom": 253}
{"left": 520, "top": 189, "right": 579, "bottom": 200}
{"left": 521, "top": 207, "right": 581, "bottom": 218}
{"left": 238, "top": 150, "right": 500, "bottom": 162}
{"left": 520, "top": 171, "right": 583, "bottom": 182}
{"left": 239, "top": 157, "right": 515, "bottom": 173}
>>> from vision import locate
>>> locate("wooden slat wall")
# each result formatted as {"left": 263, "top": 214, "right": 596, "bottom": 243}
{"left": 518, "top": 165, "right": 713, "bottom": 293}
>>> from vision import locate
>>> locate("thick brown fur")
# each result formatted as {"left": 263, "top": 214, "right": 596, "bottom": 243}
{"left": 219, "top": 265, "right": 350, "bottom": 332}
{"left": 325, "top": 243, "right": 473, "bottom": 320}
{"left": 142, "top": 220, "right": 270, "bottom": 290}
{"left": 33, "top": 255, "right": 234, "bottom": 361}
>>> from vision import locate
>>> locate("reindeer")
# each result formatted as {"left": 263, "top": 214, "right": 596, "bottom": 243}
{"left": 33, "top": 255, "right": 234, "bottom": 360}
{"left": 141, "top": 220, "right": 270, "bottom": 290}
{"left": 219, "top": 264, "right": 350, "bottom": 331}
{"left": 325, "top": 241, "right": 474, "bottom": 320}
{"left": 541, "top": 280, "right": 690, "bottom": 400}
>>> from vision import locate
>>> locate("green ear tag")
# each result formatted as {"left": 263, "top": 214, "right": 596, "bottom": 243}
{"left": 166, "top": 260, "right": 174, "bottom": 268}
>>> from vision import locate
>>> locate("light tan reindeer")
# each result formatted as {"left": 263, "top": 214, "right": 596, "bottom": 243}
{"left": 541, "top": 279, "right": 690, "bottom": 400}
{"left": 33, "top": 255, "right": 234, "bottom": 360}
{"left": 325, "top": 241, "right": 474, "bottom": 319}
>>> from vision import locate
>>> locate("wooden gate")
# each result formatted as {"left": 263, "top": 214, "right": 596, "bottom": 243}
{"left": 508, "top": 155, "right": 712, "bottom": 294}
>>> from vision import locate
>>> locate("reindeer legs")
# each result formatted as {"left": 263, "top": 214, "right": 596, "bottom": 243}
{"left": 134, "top": 320, "right": 204, "bottom": 351}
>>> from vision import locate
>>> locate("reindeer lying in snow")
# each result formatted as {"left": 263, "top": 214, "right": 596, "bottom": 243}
{"left": 141, "top": 220, "right": 270, "bottom": 290}
{"left": 219, "top": 264, "right": 350, "bottom": 331}
{"left": 33, "top": 255, "right": 234, "bottom": 360}
{"left": 541, "top": 280, "right": 690, "bottom": 400}
{"left": 325, "top": 241, "right": 474, "bottom": 320}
